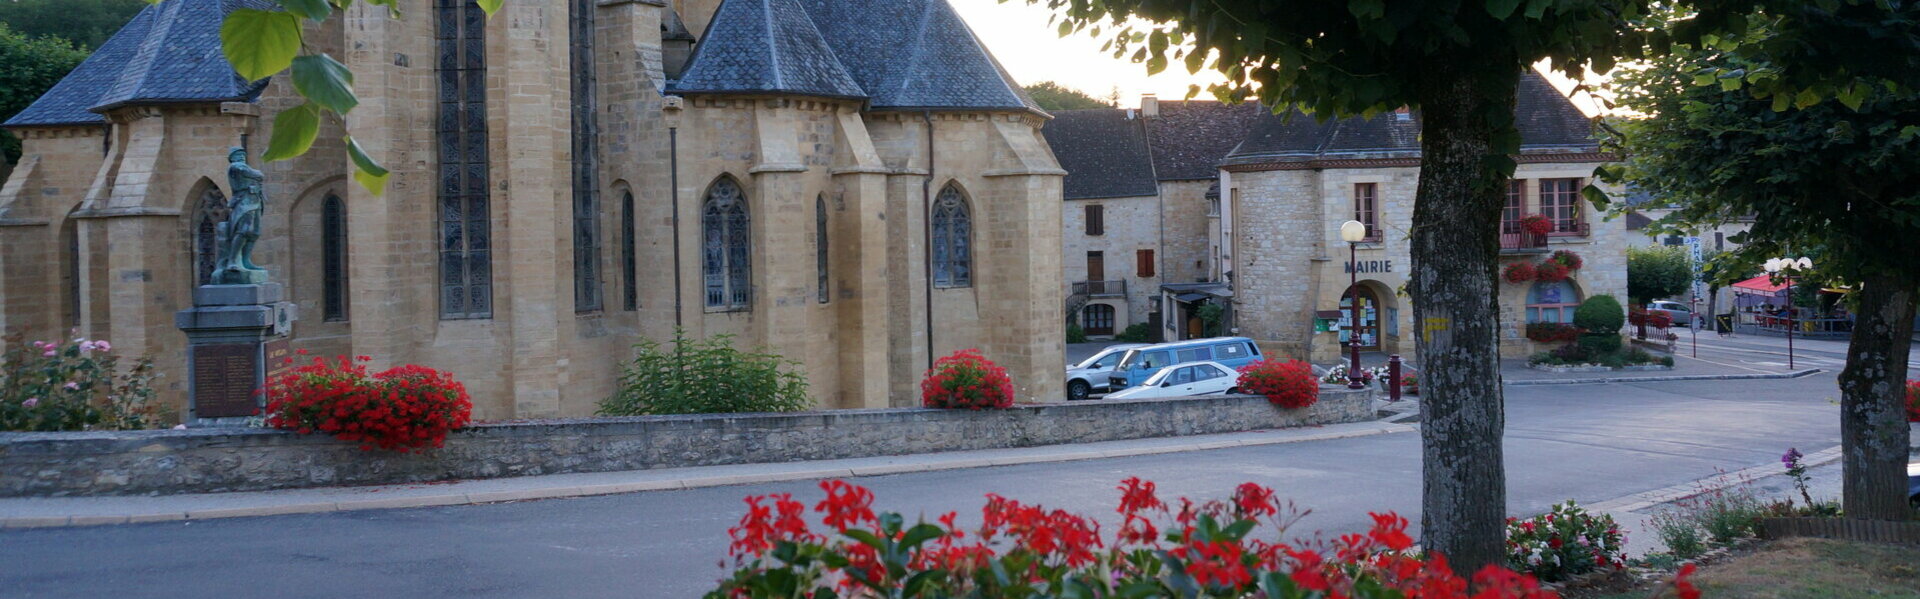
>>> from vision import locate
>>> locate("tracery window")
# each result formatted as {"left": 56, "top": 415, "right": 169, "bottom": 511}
{"left": 570, "top": 0, "right": 601, "bottom": 312}
{"left": 436, "top": 0, "right": 493, "bottom": 319}
{"left": 816, "top": 195, "right": 829, "bottom": 304}
{"left": 192, "top": 186, "right": 229, "bottom": 287}
{"left": 321, "top": 195, "right": 349, "bottom": 322}
{"left": 931, "top": 184, "right": 972, "bottom": 288}
{"left": 702, "top": 178, "right": 750, "bottom": 310}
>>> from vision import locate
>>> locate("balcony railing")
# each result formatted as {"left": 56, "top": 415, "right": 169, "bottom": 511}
{"left": 1499, "top": 229, "right": 1548, "bottom": 252}
{"left": 1072, "top": 280, "right": 1128, "bottom": 297}
{"left": 1550, "top": 221, "right": 1592, "bottom": 238}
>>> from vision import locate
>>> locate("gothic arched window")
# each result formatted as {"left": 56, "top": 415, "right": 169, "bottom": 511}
{"left": 621, "top": 191, "right": 637, "bottom": 312}
{"left": 321, "top": 195, "right": 349, "bottom": 322}
{"left": 570, "top": 0, "right": 601, "bottom": 313}
{"left": 437, "top": 0, "right": 493, "bottom": 319}
{"left": 702, "top": 178, "right": 750, "bottom": 310}
{"left": 931, "top": 184, "right": 972, "bottom": 288}
{"left": 816, "top": 195, "right": 829, "bottom": 304}
{"left": 192, "top": 186, "right": 229, "bottom": 287}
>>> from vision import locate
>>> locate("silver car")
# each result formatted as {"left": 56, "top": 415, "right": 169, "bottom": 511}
{"left": 1647, "top": 300, "right": 1695, "bottom": 328}
{"left": 1065, "top": 343, "right": 1147, "bottom": 400}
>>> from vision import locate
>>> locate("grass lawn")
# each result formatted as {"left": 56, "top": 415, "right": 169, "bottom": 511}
{"left": 1589, "top": 538, "right": 1920, "bottom": 599}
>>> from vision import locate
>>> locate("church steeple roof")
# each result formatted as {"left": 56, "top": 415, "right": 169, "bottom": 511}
{"left": 668, "top": 0, "right": 867, "bottom": 101}
{"left": 5, "top": 0, "right": 275, "bottom": 128}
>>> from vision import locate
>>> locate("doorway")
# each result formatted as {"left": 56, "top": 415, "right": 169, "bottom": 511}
{"left": 1341, "top": 285, "right": 1382, "bottom": 352}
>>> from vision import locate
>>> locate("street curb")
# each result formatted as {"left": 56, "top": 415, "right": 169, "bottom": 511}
{"left": 0, "top": 422, "right": 1414, "bottom": 529}
{"left": 1585, "top": 445, "right": 1845, "bottom": 514}
{"left": 1504, "top": 368, "right": 1823, "bottom": 387}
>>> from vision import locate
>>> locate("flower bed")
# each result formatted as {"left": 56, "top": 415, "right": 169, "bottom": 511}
{"left": 922, "top": 349, "right": 1015, "bottom": 410}
{"left": 1, "top": 336, "right": 158, "bottom": 432}
{"left": 265, "top": 355, "right": 473, "bottom": 453}
{"left": 1505, "top": 500, "right": 1625, "bottom": 583}
{"left": 1236, "top": 358, "right": 1316, "bottom": 409}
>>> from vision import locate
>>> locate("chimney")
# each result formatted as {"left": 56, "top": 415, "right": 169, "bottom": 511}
{"left": 1141, "top": 94, "right": 1159, "bottom": 119}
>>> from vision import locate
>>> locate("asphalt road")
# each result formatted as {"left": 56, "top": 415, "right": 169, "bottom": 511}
{"left": 0, "top": 374, "right": 1848, "bottom": 598}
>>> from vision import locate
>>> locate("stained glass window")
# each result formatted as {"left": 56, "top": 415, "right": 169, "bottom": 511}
{"left": 703, "top": 178, "right": 750, "bottom": 309}
{"left": 437, "top": 0, "right": 492, "bottom": 319}
{"left": 322, "top": 195, "right": 348, "bottom": 322}
{"left": 622, "top": 191, "right": 637, "bottom": 311}
{"left": 816, "top": 195, "right": 829, "bottom": 304}
{"left": 931, "top": 184, "right": 972, "bottom": 288}
{"left": 193, "top": 186, "right": 229, "bottom": 287}
{"left": 570, "top": 0, "right": 601, "bottom": 312}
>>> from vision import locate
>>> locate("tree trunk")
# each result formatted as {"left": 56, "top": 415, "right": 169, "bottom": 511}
{"left": 1409, "top": 68, "right": 1519, "bottom": 575}
{"left": 1838, "top": 270, "right": 1916, "bottom": 520}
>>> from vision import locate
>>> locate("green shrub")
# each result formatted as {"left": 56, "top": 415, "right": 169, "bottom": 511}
{"left": 1660, "top": 355, "right": 1676, "bottom": 367}
{"left": 1648, "top": 508, "right": 1705, "bottom": 559}
{"left": 600, "top": 331, "right": 811, "bottom": 416}
{"left": 1065, "top": 322, "right": 1088, "bottom": 344}
{"left": 1684, "top": 486, "right": 1765, "bottom": 545}
{"left": 1573, "top": 294, "right": 1626, "bottom": 335}
{"left": 1112, "top": 322, "right": 1154, "bottom": 343}
{"left": 2, "top": 335, "right": 159, "bottom": 431}
{"left": 1578, "top": 333, "right": 1622, "bottom": 355}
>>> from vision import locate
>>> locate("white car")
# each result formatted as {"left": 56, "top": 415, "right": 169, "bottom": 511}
{"left": 1103, "top": 360, "right": 1242, "bottom": 400}
{"left": 1065, "top": 343, "right": 1147, "bottom": 400}
{"left": 1647, "top": 300, "right": 1695, "bottom": 327}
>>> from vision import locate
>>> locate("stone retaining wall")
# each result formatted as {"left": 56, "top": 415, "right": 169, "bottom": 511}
{"left": 0, "top": 388, "right": 1372, "bottom": 497}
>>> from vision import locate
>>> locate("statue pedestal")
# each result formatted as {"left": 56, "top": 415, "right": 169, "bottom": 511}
{"left": 174, "top": 283, "right": 297, "bottom": 427}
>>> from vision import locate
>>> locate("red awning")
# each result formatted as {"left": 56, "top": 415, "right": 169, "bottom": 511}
{"left": 1730, "top": 275, "right": 1788, "bottom": 293}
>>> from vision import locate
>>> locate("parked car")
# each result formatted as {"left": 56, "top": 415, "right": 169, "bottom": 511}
{"left": 1104, "top": 360, "right": 1242, "bottom": 400}
{"left": 1647, "top": 300, "right": 1695, "bottom": 327}
{"left": 1065, "top": 343, "right": 1148, "bottom": 400}
{"left": 1107, "top": 337, "right": 1261, "bottom": 390}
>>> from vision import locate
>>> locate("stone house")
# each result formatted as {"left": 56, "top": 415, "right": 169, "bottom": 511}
{"left": 1041, "top": 99, "right": 1261, "bottom": 341}
{"left": 1219, "top": 72, "right": 1630, "bottom": 362}
{"left": 0, "top": 0, "right": 1066, "bottom": 420}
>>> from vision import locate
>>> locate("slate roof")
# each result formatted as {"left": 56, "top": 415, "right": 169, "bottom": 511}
{"left": 668, "top": 0, "right": 866, "bottom": 100}
{"left": 1041, "top": 110, "right": 1158, "bottom": 200}
{"left": 671, "top": 0, "right": 1044, "bottom": 114}
{"left": 1143, "top": 101, "right": 1267, "bottom": 180}
{"left": 5, "top": 0, "right": 274, "bottom": 128}
{"left": 1222, "top": 71, "right": 1597, "bottom": 165}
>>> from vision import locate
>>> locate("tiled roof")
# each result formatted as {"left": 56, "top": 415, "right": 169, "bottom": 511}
{"left": 1222, "top": 71, "right": 1598, "bottom": 165}
{"left": 5, "top": 0, "right": 273, "bottom": 128}
{"left": 1142, "top": 101, "right": 1266, "bottom": 180}
{"left": 668, "top": 0, "right": 866, "bottom": 100}
{"left": 1040, "top": 109, "right": 1158, "bottom": 200}
{"left": 671, "top": 0, "right": 1041, "bottom": 113}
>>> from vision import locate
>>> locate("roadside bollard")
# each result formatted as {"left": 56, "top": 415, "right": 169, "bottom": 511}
{"left": 1388, "top": 354, "right": 1402, "bottom": 402}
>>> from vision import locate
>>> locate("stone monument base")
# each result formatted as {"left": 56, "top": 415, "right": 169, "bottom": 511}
{"left": 174, "top": 283, "right": 297, "bottom": 426}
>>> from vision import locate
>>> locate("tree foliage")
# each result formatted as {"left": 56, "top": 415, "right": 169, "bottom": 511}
{"left": 0, "top": 0, "right": 145, "bottom": 50}
{"left": 0, "top": 24, "right": 87, "bottom": 164}
{"left": 1024, "top": 81, "right": 1110, "bottom": 111}
{"left": 1626, "top": 245, "right": 1693, "bottom": 304}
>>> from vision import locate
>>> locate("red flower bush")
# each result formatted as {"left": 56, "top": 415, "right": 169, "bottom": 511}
{"left": 265, "top": 354, "right": 473, "bottom": 452}
{"left": 1907, "top": 380, "right": 1919, "bottom": 423}
{"left": 1525, "top": 322, "right": 1581, "bottom": 343}
{"left": 1503, "top": 261, "right": 1537, "bottom": 284}
{"left": 1534, "top": 261, "right": 1571, "bottom": 283}
{"left": 1236, "top": 358, "right": 1318, "bottom": 409}
{"left": 1629, "top": 308, "right": 1673, "bottom": 329}
{"left": 712, "top": 478, "right": 1582, "bottom": 599}
{"left": 1550, "top": 250, "right": 1583, "bottom": 271}
{"left": 1504, "top": 500, "right": 1625, "bottom": 582}
{"left": 1403, "top": 372, "right": 1419, "bottom": 395}
{"left": 1521, "top": 214, "right": 1553, "bottom": 236}
{"left": 921, "top": 349, "right": 1015, "bottom": 409}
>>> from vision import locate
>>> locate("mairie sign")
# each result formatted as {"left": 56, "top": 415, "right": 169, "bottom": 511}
{"left": 1343, "top": 260, "right": 1394, "bottom": 274}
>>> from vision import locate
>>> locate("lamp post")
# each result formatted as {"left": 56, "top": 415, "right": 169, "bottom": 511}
{"left": 1340, "top": 220, "right": 1368, "bottom": 390}
{"left": 1764, "top": 257, "right": 1813, "bottom": 370}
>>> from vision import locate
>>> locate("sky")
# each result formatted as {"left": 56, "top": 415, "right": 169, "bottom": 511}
{"left": 949, "top": 0, "right": 1605, "bottom": 116}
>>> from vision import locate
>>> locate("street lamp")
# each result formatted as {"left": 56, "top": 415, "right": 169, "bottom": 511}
{"left": 1764, "top": 256, "right": 1812, "bottom": 369}
{"left": 1340, "top": 220, "right": 1368, "bottom": 390}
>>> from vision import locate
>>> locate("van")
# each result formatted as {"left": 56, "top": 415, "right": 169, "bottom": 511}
{"left": 1107, "top": 337, "right": 1261, "bottom": 390}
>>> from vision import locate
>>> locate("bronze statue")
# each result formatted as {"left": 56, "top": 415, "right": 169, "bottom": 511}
{"left": 213, "top": 147, "right": 268, "bottom": 285}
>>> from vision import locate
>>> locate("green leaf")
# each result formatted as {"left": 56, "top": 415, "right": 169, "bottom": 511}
{"left": 899, "top": 523, "right": 945, "bottom": 550}
{"left": 263, "top": 103, "right": 320, "bottom": 162}
{"left": 1793, "top": 88, "right": 1821, "bottom": 109}
{"left": 1484, "top": 0, "right": 1522, "bottom": 19}
{"left": 841, "top": 529, "right": 885, "bottom": 549}
{"left": 221, "top": 9, "right": 302, "bottom": 82}
{"left": 345, "top": 135, "right": 392, "bottom": 195}
{"left": 1348, "top": 0, "right": 1385, "bottom": 20}
{"left": 291, "top": 54, "right": 358, "bottom": 113}
{"left": 279, "top": 0, "right": 333, "bottom": 21}
{"left": 1582, "top": 183, "right": 1611, "bottom": 212}
{"left": 473, "top": 0, "right": 505, "bottom": 17}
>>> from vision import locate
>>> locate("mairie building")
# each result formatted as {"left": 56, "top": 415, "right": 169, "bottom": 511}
{"left": 0, "top": 0, "right": 1067, "bottom": 420}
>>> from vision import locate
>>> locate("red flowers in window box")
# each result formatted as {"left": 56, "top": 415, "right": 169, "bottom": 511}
{"left": 921, "top": 349, "right": 1016, "bottom": 409}
{"left": 1525, "top": 323, "right": 1581, "bottom": 343}
{"left": 264, "top": 355, "right": 473, "bottom": 452}
{"left": 1550, "top": 249, "right": 1583, "bottom": 270}
{"left": 1236, "top": 358, "right": 1318, "bottom": 409}
{"left": 1504, "top": 261, "right": 1537, "bottom": 284}
{"left": 1534, "top": 260, "right": 1571, "bottom": 283}
{"left": 1521, "top": 214, "right": 1553, "bottom": 236}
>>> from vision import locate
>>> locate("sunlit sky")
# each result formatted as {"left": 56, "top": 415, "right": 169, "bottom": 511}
{"left": 950, "top": 0, "right": 1604, "bottom": 116}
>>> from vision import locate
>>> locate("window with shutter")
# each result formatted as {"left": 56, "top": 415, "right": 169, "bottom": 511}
{"left": 1085, "top": 204, "right": 1104, "bottom": 236}
{"left": 1136, "top": 249, "right": 1154, "bottom": 278}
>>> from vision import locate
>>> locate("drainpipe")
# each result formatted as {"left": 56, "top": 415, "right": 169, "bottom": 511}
{"left": 922, "top": 110, "right": 936, "bottom": 370}
{"left": 665, "top": 96, "right": 684, "bottom": 328}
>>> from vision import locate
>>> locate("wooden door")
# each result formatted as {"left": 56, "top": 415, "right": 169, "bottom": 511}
{"left": 1086, "top": 251, "right": 1105, "bottom": 293}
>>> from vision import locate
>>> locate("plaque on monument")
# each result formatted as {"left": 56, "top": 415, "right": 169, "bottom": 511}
{"left": 191, "top": 343, "right": 260, "bottom": 418}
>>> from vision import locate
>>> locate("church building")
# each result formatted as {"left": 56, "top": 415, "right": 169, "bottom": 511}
{"left": 0, "top": 0, "right": 1067, "bottom": 420}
